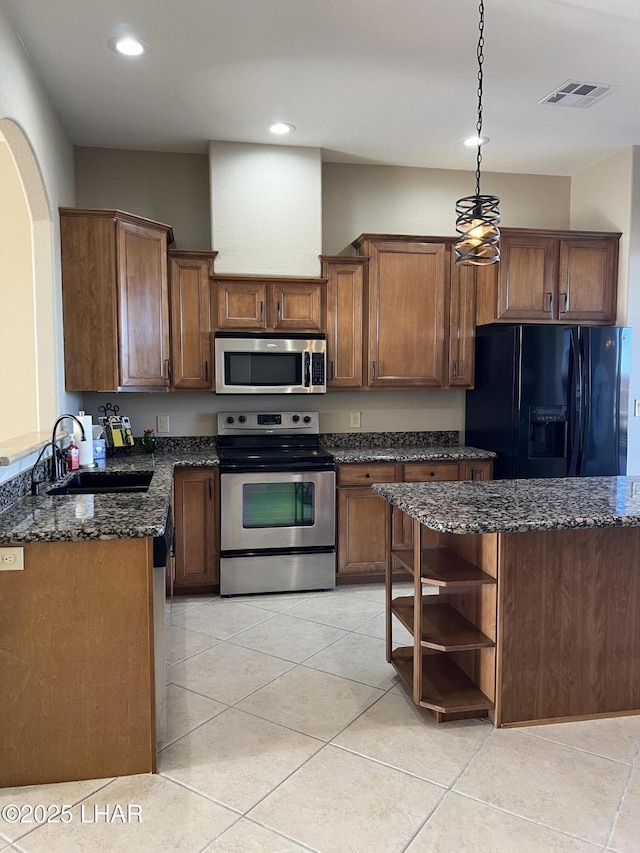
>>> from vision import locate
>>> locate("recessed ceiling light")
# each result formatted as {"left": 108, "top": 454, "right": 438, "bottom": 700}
{"left": 266, "top": 122, "right": 296, "bottom": 135}
{"left": 462, "top": 135, "right": 490, "bottom": 147}
{"left": 109, "top": 36, "right": 148, "bottom": 56}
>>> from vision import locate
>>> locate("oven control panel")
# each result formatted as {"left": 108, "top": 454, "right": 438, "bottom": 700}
{"left": 218, "top": 411, "right": 319, "bottom": 435}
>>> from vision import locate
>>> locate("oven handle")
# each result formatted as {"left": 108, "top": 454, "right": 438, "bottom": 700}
{"left": 219, "top": 463, "right": 336, "bottom": 474}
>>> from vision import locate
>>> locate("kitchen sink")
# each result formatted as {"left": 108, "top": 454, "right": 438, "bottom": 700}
{"left": 47, "top": 471, "right": 153, "bottom": 495}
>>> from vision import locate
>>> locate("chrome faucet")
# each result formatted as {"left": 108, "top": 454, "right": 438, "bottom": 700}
{"left": 30, "top": 414, "right": 87, "bottom": 495}
{"left": 49, "top": 414, "right": 86, "bottom": 482}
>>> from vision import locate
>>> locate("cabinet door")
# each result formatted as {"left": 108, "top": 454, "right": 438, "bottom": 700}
{"left": 558, "top": 238, "right": 618, "bottom": 323}
{"left": 496, "top": 234, "right": 558, "bottom": 321}
{"left": 170, "top": 253, "right": 215, "bottom": 389}
{"left": 174, "top": 467, "right": 219, "bottom": 589}
{"left": 323, "top": 258, "right": 365, "bottom": 388}
{"left": 117, "top": 220, "right": 170, "bottom": 388}
{"left": 337, "top": 487, "right": 390, "bottom": 576}
{"left": 367, "top": 241, "right": 447, "bottom": 387}
{"left": 448, "top": 260, "right": 476, "bottom": 387}
{"left": 271, "top": 282, "right": 323, "bottom": 331}
{"left": 458, "top": 459, "right": 493, "bottom": 481}
{"left": 216, "top": 281, "right": 267, "bottom": 329}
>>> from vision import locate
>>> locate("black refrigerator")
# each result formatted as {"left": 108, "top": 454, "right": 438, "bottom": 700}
{"left": 465, "top": 324, "right": 631, "bottom": 479}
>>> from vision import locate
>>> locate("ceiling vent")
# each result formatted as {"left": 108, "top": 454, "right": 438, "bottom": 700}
{"left": 539, "top": 80, "right": 617, "bottom": 108}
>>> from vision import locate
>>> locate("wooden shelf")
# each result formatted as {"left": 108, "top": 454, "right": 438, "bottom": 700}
{"left": 391, "top": 647, "right": 493, "bottom": 714}
{"left": 391, "top": 546, "right": 496, "bottom": 587}
{"left": 392, "top": 596, "right": 495, "bottom": 652}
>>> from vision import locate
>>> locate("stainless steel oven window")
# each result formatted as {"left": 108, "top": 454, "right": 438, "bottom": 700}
{"left": 220, "top": 471, "right": 335, "bottom": 552}
{"left": 242, "top": 481, "right": 314, "bottom": 528}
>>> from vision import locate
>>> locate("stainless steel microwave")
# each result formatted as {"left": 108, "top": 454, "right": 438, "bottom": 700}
{"left": 214, "top": 332, "right": 327, "bottom": 394}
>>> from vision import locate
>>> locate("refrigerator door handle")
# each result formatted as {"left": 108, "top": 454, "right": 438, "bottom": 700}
{"left": 578, "top": 331, "right": 591, "bottom": 476}
{"left": 567, "top": 329, "right": 581, "bottom": 476}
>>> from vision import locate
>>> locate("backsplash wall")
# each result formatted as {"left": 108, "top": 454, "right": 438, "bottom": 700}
{"left": 81, "top": 389, "right": 465, "bottom": 439}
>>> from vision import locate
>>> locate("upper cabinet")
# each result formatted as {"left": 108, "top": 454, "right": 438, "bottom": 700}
{"left": 476, "top": 228, "right": 620, "bottom": 326}
{"left": 60, "top": 208, "right": 173, "bottom": 391}
{"left": 169, "top": 250, "right": 217, "bottom": 390}
{"left": 321, "top": 256, "right": 366, "bottom": 388}
{"left": 213, "top": 276, "right": 325, "bottom": 332}
{"left": 348, "top": 235, "right": 476, "bottom": 389}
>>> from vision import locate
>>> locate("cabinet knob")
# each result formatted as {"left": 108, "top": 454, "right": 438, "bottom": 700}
{"left": 430, "top": 471, "right": 436, "bottom": 477}
{"left": 365, "top": 472, "right": 371, "bottom": 478}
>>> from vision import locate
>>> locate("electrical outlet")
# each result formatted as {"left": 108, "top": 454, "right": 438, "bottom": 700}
{"left": 156, "top": 415, "right": 170, "bottom": 434}
{"left": 0, "top": 547, "right": 24, "bottom": 570}
{"left": 349, "top": 411, "right": 361, "bottom": 429}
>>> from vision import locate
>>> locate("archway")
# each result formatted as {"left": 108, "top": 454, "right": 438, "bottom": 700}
{"left": 0, "top": 119, "right": 56, "bottom": 447}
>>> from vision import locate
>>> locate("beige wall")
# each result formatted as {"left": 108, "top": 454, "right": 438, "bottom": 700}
{"left": 0, "top": 139, "right": 37, "bottom": 441}
{"left": 209, "top": 141, "right": 322, "bottom": 276}
{"left": 75, "top": 147, "right": 211, "bottom": 250}
{"left": 322, "top": 163, "right": 572, "bottom": 254}
{"left": 0, "top": 6, "right": 76, "bottom": 484}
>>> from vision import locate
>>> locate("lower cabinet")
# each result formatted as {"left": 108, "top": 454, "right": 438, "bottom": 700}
{"left": 173, "top": 467, "right": 219, "bottom": 592}
{"left": 337, "top": 460, "right": 493, "bottom": 583}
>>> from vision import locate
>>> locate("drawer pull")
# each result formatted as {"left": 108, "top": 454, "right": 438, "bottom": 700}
{"left": 365, "top": 472, "right": 371, "bottom": 478}
{"left": 430, "top": 471, "right": 437, "bottom": 477}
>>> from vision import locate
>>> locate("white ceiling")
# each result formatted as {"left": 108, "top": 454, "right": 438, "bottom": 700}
{"left": 3, "top": 0, "right": 640, "bottom": 177}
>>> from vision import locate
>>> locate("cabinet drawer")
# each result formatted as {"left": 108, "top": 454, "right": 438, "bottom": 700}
{"left": 338, "top": 464, "right": 396, "bottom": 486}
{"left": 402, "top": 462, "right": 458, "bottom": 482}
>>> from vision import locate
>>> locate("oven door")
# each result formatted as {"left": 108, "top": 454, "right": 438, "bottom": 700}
{"left": 220, "top": 470, "right": 335, "bottom": 552}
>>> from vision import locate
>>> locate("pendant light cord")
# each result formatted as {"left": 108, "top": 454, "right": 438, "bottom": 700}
{"left": 475, "top": 0, "right": 485, "bottom": 197}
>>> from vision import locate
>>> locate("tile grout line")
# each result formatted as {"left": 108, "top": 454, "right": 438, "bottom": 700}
{"left": 602, "top": 740, "right": 639, "bottom": 850}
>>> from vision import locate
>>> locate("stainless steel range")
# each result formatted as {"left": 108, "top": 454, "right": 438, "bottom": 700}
{"left": 217, "top": 411, "right": 336, "bottom": 596}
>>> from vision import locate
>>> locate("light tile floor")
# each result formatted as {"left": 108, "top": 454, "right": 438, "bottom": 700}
{"left": 2, "top": 584, "right": 640, "bottom": 852}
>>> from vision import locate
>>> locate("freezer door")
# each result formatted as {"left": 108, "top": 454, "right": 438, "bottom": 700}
{"left": 578, "top": 327, "right": 629, "bottom": 476}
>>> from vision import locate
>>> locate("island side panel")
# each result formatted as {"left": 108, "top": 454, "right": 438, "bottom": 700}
{"left": 440, "top": 532, "right": 499, "bottom": 716}
{"left": 0, "top": 538, "right": 155, "bottom": 787}
{"left": 497, "top": 526, "right": 640, "bottom": 727}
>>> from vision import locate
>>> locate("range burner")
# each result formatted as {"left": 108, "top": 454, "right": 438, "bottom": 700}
{"left": 216, "top": 411, "right": 334, "bottom": 472}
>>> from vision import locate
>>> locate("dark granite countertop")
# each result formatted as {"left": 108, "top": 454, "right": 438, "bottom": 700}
{"left": 372, "top": 476, "right": 640, "bottom": 534}
{"left": 0, "top": 449, "right": 219, "bottom": 544}
{"left": 325, "top": 445, "right": 496, "bottom": 464}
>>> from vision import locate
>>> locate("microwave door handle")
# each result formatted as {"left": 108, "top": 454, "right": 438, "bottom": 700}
{"left": 304, "top": 352, "right": 311, "bottom": 387}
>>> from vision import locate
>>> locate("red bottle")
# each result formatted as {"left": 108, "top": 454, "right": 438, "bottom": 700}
{"left": 66, "top": 441, "right": 80, "bottom": 471}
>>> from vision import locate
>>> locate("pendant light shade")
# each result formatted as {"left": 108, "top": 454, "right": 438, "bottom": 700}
{"left": 455, "top": 0, "right": 500, "bottom": 266}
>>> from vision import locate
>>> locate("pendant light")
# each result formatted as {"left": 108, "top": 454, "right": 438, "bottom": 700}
{"left": 455, "top": 0, "right": 500, "bottom": 266}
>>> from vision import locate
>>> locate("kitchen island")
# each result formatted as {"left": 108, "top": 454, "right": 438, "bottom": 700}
{"left": 0, "top": 448, "right": 218, "bottom": 789}
{"left": 373, "top": 476, "right": 640, "bottom": 727}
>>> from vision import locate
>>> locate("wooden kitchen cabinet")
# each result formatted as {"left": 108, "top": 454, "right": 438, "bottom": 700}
{"left": 214, "top": 276, "right": 325, "bottom": 331}
{"left": 173, "top": 467, "right": 219, "bottom": 592}
{"left": 169, "top": 250, "right": 217, "bottom": 389}
{"left": 337, "top": 464, "right": 395, "bottom": 579}
{"left": 448, "top": 258, "right": 477, "bottom": 386}
{"left": 476, "top": 228, "right": 620, "bottom": 326}
{"left": 352, "top": 234, "right": 476, "bottom": 389}
{"left": 60, "top": 208, "right": 173, "bottom": 391}
{"left": 337, "top": 459, "right": 493, "bottom": 582}
{"left": 321, "top": 256, "right": 366, "bottom": 388}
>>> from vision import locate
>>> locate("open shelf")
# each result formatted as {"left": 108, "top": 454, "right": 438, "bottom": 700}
{"left": 391, "top": 546, "right": 497, "bottom": 586}
{"left": 392, "top": 596, "right": 495, "bottom": 652}
{"left": 391, "top": 647, "right": 493, "bottom": 714}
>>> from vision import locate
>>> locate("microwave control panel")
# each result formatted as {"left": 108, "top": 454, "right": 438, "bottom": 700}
{"left": 311, "top": 353, "right": 325, "bottom": 386}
